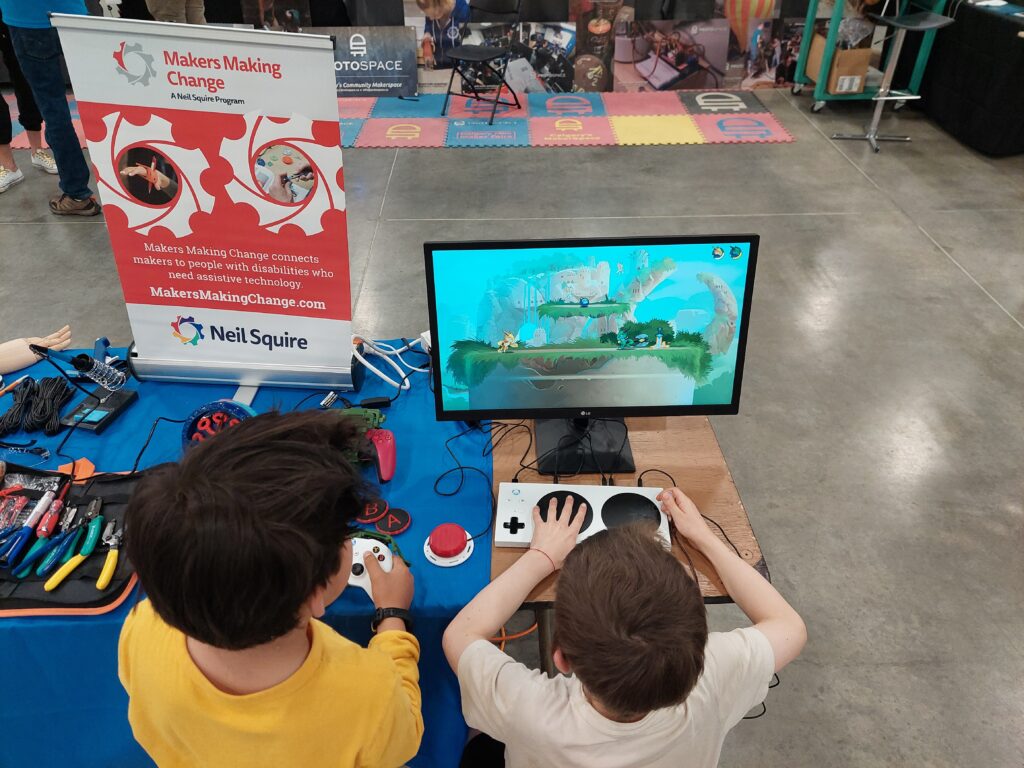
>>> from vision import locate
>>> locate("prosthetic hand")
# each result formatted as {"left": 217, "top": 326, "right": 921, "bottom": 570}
{"left": 0, "top": 326, "right": 72, "bottom": 376}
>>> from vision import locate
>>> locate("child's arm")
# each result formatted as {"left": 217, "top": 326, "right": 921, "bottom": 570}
{"left": 443, "top": 496, "right": 586, "bottom": 672}
{"left": 659, "top": 488, "right": 807, "bottom": 672}
{"left": 363, "top": 556, "right": 424, "bottom": 766}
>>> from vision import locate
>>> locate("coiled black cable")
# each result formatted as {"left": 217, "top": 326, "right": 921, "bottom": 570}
{"left": 0, "top": 377, "right": 73, "bottom": 437}
{"left": 0, "top": 378, "right": 35, "bottom": 437}
{"left": 23, "top": 378, "right": 74, "bottom": 435}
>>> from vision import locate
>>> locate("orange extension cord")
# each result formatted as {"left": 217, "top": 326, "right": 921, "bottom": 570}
{"left": 490, "top": 623, "right": 538, "bottom": 652}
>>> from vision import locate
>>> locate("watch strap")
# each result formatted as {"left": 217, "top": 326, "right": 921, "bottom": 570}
{"left": 372, "top": 607, "right": 413, "bottom": 632}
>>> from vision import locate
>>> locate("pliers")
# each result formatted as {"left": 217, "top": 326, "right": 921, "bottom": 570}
{"left": 43, "top": 498, "right": 104, "bottom": 592}
{"left": 96, "top": 521, "right": 123, "bottom": 591}
{"left": 12, "top": 506, "right": 78, "bottom": 580}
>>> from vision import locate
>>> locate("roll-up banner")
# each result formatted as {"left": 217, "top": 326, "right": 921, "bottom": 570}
{"left": 51, "top": 15, "right": 354, "bottom": 389}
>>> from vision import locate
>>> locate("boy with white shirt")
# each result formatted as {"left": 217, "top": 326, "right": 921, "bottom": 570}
{"left": 443, "top": 488, "right": 807, "bottom": 768}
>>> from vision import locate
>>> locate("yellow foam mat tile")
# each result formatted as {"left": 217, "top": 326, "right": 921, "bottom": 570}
{"left": 609, "top": 115, "right": 705, "bottom": 146}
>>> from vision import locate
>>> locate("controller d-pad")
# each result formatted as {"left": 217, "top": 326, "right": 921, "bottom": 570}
{"left": 351, "top": 562, "right": 365, "bottom": 576}
{"left": 503, "top": 516, "right": 525, "bottom": 535}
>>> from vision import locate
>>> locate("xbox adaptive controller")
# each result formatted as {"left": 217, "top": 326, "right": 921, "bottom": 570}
{"left": 365, "top": 428, "right": 396, "bottom": 483}
{"left": 348, "top": 537, "right": 394, "bottom": 600}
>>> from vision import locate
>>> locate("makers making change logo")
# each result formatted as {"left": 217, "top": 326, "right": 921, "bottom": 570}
{"left": 113, "top": 41, "right": 157, "bottom": 86}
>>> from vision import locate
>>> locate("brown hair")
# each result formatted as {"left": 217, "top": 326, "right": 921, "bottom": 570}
{"left": 555, "top": 525, "right": 708, "bottom": 718}
{"left": 125, "top": 410, "right": 369, "bottom": 650}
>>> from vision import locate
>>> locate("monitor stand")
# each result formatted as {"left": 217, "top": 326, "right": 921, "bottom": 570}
{"left": 534, "top": 418, "right": 636, "bottom": 476}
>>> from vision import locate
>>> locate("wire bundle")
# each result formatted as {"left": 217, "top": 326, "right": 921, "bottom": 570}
{"left": 0, "top": 377, "right": 73, "bottom": 437}
{"left": 0, "top": 379, "right": 35, "bottom": 437}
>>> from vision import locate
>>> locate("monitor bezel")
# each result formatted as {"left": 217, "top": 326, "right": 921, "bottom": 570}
{"left": 424, "top": 234, "right": 759, "bottom": 422}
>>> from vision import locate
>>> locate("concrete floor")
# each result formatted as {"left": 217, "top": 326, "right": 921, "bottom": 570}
{"left": 2, "top": 91, "right": 1023, "bottom": 765}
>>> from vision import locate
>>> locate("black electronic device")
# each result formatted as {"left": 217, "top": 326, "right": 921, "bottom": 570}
{"left": 424, "top": 235, "right": 759, "bottom": 474}
{"left": 59, "top": 387, "right": 138, "bottom": 435}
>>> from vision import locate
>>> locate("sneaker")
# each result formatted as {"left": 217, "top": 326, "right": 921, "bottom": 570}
{"left": 30, "top": 149, "right": 58, "bottom": 175}
{"left": 49, "top": 193, "right": 102, "bottom": 216}
{"left": 0, "top": 165, "right": 25, "bottom": 193}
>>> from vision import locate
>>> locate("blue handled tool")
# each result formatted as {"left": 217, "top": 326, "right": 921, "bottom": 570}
{"left": 12, "top": 535, "right": 60, "bottom": 579}
{"left": 33, "top": 507, "right": 80, "bottom": 578}
{"left": 0, "top": 490, "right": 55, "bottom": 569}
{"left": 11, "top": 506, "right": 77, "bottom": 579}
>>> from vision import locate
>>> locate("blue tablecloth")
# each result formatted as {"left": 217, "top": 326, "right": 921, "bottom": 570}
{"left": 0, "top": 346, "right": 492, "bottom": 768}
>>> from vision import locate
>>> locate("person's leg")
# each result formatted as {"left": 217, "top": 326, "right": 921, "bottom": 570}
{"left": 185, "top": 0, "right": 207, "bottom": 24}
{"left": 7, "top": 24, "right": 96, "bottom": 205}
{"left": 145, "top": 0, "right": 188, "bottom": 23}
{"left": 1, "top": 16, "right": 43, "bottom": 172}
{"left": 0, "top": 100, "right": 24, "bottom": 188}
{"left": 2, "top": 22, "right": 56, "bottom": 173}
{"left": 0, "top": 96, "right": 14, "bottom": 169}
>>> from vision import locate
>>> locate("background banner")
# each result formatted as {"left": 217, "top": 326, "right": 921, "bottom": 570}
{"left": 316, "top": 25, "right": 419, "bottom": 97}
{"left": 51, "top": 15, "right": 354, "bottom": 388}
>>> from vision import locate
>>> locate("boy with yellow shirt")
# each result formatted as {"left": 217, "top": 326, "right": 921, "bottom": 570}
{"left": 118, "top": 411, "right": 423, "bottom": 768}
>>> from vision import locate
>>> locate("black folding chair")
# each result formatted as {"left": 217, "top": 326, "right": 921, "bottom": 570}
{"left": 441, "top": 0, "right": 523, "bottom": 125}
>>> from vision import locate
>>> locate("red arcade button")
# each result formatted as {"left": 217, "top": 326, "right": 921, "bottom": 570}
{"left": 428, "top": 523, "right": 469, "bottom": 559}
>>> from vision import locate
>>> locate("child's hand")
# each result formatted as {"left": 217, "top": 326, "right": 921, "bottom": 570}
{"left": 529, "top": 495, "right": 586, "bottom": 570}
{"left": 658, "top": 488, "right": 714, "bottom": 547}
{"left": 365, "top": 553, "right": 414, "bottom": 610}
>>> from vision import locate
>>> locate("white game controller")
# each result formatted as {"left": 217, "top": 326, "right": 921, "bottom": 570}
{"left": 348, "top": 537, "right": 394, "bottom": 600}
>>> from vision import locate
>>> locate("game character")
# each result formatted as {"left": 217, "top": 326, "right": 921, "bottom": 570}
{"left": 730, "top": 246, "right": 743, "bottom": 259}
{"left": 498, "top": 331, "right": 519, "bottom": 353}
{"left": 712, "top": 246, "right": 725, "bottom": 259}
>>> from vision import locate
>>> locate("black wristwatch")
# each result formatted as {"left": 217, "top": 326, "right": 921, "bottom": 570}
{"left": 372, "top": 607, "right": 413, "bottom": 633}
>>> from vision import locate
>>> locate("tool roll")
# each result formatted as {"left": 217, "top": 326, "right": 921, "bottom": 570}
{"left": 0, "top": 461, "right": 146, "bottom": 616}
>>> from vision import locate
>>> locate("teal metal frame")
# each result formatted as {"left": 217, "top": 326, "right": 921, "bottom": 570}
{"left": 791, "top": 0, "right": 947, "bottom": 111}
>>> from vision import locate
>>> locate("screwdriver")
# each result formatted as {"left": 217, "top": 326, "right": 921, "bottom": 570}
{"left": 36, "top": 481, "right": 71, "bottom": 538}
{"left": 0, "top": 490, "right": 55, "bottom": 568}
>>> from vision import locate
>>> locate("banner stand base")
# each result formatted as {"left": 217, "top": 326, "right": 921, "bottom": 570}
{"left": 233, "top": 385, "right": 260, "bottom": 406}
{"left": 129, "top": 350, "right": 355, "bottom": 391}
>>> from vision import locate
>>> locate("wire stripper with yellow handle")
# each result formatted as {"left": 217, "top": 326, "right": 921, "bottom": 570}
{"left": 43, "top": 498, "right": 104, "bottom": 592}
{"left": 95, "top": 521, "right": 122, "bottom": 591}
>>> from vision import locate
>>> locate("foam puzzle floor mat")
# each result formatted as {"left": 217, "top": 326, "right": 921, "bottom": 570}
{"left": 5, "top": 90, "right": 793, "bottom": 151}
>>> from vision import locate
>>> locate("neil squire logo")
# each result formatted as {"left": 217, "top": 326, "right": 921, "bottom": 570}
{"left": 113, "top": 41, "right": 156, "bottom": 86}
{"left": 172, "top": 315, "right": 310, "bottom": 352}
{"left": 171, "top": 315, "right": 205, "bottom": 346}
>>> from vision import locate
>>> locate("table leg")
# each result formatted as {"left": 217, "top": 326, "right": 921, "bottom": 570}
{"left": 536, "top": 605, "right": 557, "bottom": 677}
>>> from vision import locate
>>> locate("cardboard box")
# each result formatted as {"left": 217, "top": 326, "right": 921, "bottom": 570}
{"left": 806, "top": 33, "right": 872, "bottom": 95}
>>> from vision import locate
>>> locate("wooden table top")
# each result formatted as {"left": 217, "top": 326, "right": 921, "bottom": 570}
{"left": 489, "top": 416, "right": 767, "bottom": 604}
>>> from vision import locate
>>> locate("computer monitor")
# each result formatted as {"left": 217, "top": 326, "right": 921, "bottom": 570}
{"left": 424, "top": 235, "right": 759, "bottom": 474}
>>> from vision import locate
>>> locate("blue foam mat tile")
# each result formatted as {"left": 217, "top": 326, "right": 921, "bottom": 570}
{"left": 445, "top": 118, "right": 530, "bottom": 148}
{"left": 369, "top": 94, "right": 448, "bottom": 119}
{"left": 527, "top": 92, "right": 607, "bottom": 118}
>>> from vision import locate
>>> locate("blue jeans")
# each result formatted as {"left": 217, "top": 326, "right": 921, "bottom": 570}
{"left": 8, "top": 24, "right": 93, "bottom": 199}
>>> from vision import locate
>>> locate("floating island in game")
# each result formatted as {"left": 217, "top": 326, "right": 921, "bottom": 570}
{"left": 441, "top": 246, "right": 745, "bottom": 410}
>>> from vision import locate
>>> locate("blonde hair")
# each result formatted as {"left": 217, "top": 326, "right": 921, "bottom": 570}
{"left": 417, "top": 0, "right": 456, "bottom": 19}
